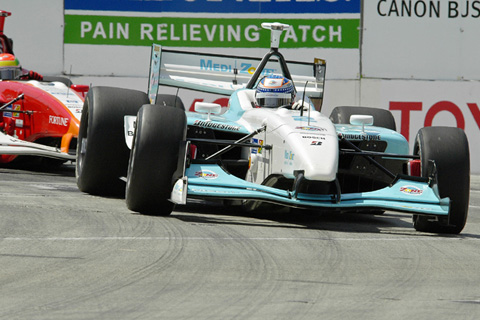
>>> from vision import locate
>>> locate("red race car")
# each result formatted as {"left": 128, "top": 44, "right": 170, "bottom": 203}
{"left": 0, "top": 10, "right": 89, "bottom": 164}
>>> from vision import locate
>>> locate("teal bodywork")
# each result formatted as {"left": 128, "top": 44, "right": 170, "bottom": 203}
{"left": 185, "top": 163, "right": 448, "bottom": 216}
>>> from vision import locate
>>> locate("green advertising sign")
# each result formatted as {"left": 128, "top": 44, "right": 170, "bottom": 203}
{"left": 64, "top": 15, "right": 359, "bottom": 49}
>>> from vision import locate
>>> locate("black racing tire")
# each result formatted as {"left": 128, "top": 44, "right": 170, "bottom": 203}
{"left": 43, "top": 76, "right": 73, "bottom": 87}
{"left": 413, "top": 126, "right": 470, "bottom": 234}
{"left": 155, "top": 94, "right": 185, "bottom": 110}
{"left": 126, "top": 104, "right": 187, "bottom": 215}
{"left": 329, "top": 106, "right": 396, "bottom": 131}
{"left": 76, "top": 86, "right": 149, "bottom": 197}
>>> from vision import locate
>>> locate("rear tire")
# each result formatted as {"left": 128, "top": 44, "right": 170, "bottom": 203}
{"left": 413, "top": 126, "right": 470, "bottom": 234}
{"left": 76, "top": 87, "right": 149, "bottom": 196}
{"left": 126, "top": 105, "right": 187, "bottom": 215}
{"left": 43, "top": 76, "right": 73, "bottom": 87}
{"left": 330, "top": 106, "right": 396, "bottom": 131}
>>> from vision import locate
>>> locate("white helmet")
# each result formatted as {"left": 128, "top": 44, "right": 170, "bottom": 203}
{"left": 255, "top": 75, "right": 295, "bottom": 108}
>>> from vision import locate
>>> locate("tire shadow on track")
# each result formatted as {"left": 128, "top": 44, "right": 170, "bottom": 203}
{"left": 174, "top": 203, "right": 480, "bottom": 238}
{"left": 0, "top": 160, "right": 76, "bottom": 177}
{"left": 173, "top": 201, "right": 416, "bottom": 235}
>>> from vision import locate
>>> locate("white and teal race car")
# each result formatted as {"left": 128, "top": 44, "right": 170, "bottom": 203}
{"left": 76, "top": 23, "right": 470, "bottom": 234}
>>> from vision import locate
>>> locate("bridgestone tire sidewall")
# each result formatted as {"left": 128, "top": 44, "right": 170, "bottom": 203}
{"left": 76, "top": 87, "right": 149, "bottom": 196}
{"left": 414, "top": 126, "right": 470, "bottom": 234}
{"left": 126, "top": 105, "right": 187, "bottom": 215}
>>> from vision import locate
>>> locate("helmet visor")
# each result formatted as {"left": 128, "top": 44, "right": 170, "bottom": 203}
{"left": 256, "top": 92, "right": 292, "bottom": 108}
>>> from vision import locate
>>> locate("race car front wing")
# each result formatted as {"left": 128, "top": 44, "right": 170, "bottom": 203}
{"left": 0, "top": 131, "right": 75, "bottom": 160}
{"left": 172, "top": 163, "right": 449, "bottom": 217}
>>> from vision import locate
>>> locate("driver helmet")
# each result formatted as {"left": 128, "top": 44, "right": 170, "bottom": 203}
{"left": 0, "top": 53, "right": 21, "bottom": 80}
{"left": 255, "top": 75, "right": 295, "bottom": 108}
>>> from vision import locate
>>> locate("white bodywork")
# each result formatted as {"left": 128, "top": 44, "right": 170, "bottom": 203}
{"left": 0, "top": 131, "right": 75, "bottom": 160}
{"left": 140, "top": 22, "right": 334, "bottom": 185}
{"left": 234, "top": 89, "right": 338, "bottom": 184}
{"left": 28, "top": 80, "right": 84, "bottom": 122}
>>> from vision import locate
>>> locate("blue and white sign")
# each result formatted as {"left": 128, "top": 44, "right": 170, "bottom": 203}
{"left": 65, "top": 0, "right": 360, "bottom": 14}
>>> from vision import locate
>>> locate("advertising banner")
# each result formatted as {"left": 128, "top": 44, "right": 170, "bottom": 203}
{"left": 362, "top": 0, "right": 480, "bottom": 80}
{"left": 64, "top": 16, "right": 359, "bottom": 49}
{"left": 63, "top": 0, "right": 361, "bottom": 78}
{"left": 360, "top": 79, "right": 480, "bottom": 172}
{"left": 64, "top": 0, "right": 360, "bottom": 14}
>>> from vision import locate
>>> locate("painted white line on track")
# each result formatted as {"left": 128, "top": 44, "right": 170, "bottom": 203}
{"left": 0, "top": 236, "right": 476, "bottom": 241}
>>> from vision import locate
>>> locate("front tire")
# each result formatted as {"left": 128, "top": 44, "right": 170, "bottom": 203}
{"left": 126, "top": 105, "right": 187, "bottom": 215}
{"left": 76, "top": 87, "right": 149, "bottom": 196}
{"left": 413, "top": 126, "right": 470, "bottom": 234}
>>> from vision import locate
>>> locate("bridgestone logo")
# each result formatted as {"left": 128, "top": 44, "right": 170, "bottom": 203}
{"left": 342, "top": 134, "right": 380, "bottom": 141}
{"left": 193, "top": 120, "right": 240, "bottom": 131}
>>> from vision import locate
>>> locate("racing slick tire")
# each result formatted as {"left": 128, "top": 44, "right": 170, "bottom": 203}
{"left": 413, "top": 126, "right": 470, "bottom": 234}
{"left": 329, "top": 106, "right": 396, "bottom": 131}
{"left": 155, "top": 94, "right": 185, "bottom": 110}
{"left": 126, "top": 104, "right": 187, "bottom": 215}
{"left": 76, "top": 87, "right": 149, "bottom": 196}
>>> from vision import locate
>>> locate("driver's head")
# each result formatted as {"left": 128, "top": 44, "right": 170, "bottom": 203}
{"left": 255, "top": 75, "right": 295, "bottom": 108}
{"left": 0, "top": 53, "right": 21, "bottom": 80}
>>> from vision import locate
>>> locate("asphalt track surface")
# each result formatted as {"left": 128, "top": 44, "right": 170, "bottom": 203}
{"left": 0, "top": 162, "right": 479, "bottom": 320}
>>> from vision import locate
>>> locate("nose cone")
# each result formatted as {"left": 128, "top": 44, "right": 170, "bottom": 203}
{"left": 283, "top": 121, "right": 339, "bottom": 181}
{"left": 242, "top": 107, "right": 339, "bottom": 183}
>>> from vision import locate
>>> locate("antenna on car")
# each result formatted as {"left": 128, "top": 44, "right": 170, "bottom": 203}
{"left": 300, "top": 81, "right": 308, "bottom": 117}
{"left": 66, "top": 65, "right": 73, "bottom": 98}
{"left": 175, "top": 87, "right": 180, "bottom": 108}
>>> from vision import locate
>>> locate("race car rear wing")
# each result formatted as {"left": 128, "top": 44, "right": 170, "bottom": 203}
{"left": 148, "top": 44, "right": 327, "bottom": 110}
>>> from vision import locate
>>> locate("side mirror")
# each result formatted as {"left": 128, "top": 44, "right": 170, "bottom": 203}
{"left": 194, "top": 102, "right": 222, "bottom": 121}
{"left": 350, "top": 115, "right": 373, "bottom": 133}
